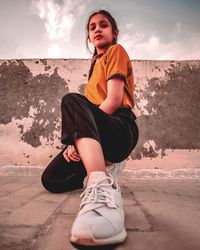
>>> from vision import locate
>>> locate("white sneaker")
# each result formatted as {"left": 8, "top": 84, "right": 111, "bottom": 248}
{"left": 107, "top": 160, "right": 126, "bottom": 186}
{"left": 82, "top": 160, "right": 126, "bottom": 189}
{"left": 70, "top": 171, "right": 127, "bottom": 246}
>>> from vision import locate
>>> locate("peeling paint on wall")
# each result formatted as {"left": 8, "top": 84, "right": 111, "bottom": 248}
{"left": 132, "top": 60, "right": 200, "bottom": 160}
{"left": 0, "top": 60, "right": 67, "bottom": 147}
{"left": 0, "top": 58, "right": 200, "bottom": 167}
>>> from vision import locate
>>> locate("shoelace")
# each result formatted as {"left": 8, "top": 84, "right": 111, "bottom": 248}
{"left": 80, "top": 175, "right": 118, "bottom": 209}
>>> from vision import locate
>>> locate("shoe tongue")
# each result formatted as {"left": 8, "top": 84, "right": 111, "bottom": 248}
{"left": 87, "top": 171, "right": 108, "bottom": 187}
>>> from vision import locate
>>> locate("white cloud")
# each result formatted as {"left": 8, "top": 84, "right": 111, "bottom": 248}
{"left": 119, "top": 32, "right": 200, "bottom": 60}
{"left": 31, "top": 0, "right": 89, "bottom": 42}
{"left": 48, "top": 43, "right": 62, "bottom": 57}
{"left": 126, "top": 23, "right": 134, "bottom": 30}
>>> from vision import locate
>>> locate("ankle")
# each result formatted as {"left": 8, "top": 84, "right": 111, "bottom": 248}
{"left": 87, "top": 171, "right": 107, "bottom": 187}
{"left": 87, "top": 170, "right": 107, "bottom": 177}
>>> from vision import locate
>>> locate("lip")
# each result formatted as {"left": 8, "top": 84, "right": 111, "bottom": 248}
{"left": 95, "top": 35, "right": 103, "bottom": 40}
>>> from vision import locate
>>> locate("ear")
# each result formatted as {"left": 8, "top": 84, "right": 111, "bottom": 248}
{"left": 113, "top": 33, "right": 118, "bottom": 43}
{"left": 113, "top": 30, "right": 118, "bottom": 40}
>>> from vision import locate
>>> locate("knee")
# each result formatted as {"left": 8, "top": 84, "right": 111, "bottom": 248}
{"left": 61, "top": 93, "right": 80, "bottom": 106}
{"left": 41, "top": 170, "right": 59, "bottom": 193}
{"left": 41, "top": 171, "right": 53, "bottom": 193}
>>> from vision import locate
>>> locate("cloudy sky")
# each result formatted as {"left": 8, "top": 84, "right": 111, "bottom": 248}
{"left": 0, "top": 0, "right": 199, "bottom": 60}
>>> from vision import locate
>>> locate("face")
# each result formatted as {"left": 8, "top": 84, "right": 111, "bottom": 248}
{"left": 88, "top": 14, "right": 116, "bottom": 54}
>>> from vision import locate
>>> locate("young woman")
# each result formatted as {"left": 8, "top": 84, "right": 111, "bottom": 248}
{"left": 41, "top": 10, "right": 139, "bottom": 246}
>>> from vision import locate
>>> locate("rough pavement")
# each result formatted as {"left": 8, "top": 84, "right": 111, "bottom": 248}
{"left": 0, "top": 175, "right": 200, "bottom": 250}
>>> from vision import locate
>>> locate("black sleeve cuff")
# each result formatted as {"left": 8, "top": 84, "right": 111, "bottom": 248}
{"left": 106, "top": 73, "right": 126, "bottom": 83}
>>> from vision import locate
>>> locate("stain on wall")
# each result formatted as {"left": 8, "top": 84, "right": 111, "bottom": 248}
{"left": 0, "top": 58, "right": 200, "bottom": 167}
{"left": 132, "top": 61, "right": 200, "bottom": 160}
{"left": 0, "top": 60, "right": 68, "bottom": 147}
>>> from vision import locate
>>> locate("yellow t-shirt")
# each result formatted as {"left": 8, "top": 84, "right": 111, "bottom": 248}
{"left": 84, "top": 44, "right": 134, "bottom": 108}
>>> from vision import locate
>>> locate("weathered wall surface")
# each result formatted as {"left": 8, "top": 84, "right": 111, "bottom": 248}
{"left": 0, "top": 59, "right": 200, "bottom": 170}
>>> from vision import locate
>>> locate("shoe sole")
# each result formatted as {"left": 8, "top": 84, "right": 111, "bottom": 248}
{"left": 70, "top": 228, "right": 127, "bottom": 246}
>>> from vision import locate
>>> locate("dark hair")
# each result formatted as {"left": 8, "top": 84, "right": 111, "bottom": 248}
{"left": 86, "top": 10, "right": 119, "bottom": 80}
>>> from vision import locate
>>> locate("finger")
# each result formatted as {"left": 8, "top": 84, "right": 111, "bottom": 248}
{"left": 71, "top": 150, "right": 81, "bottom": 158}
{"left": 72, "top": 151, "right": 81, "bottom": 158}
{"left": 68, "top": 148, "right": 79, "bottom": 157}
{"left": 68, "top": 147, "right": 75, "bottom": 154}
{"left": 63, "top": 151, "right": 70, "bottom": 162}
{"left": 68, "top": 145, "right": 73, "bottom": 150}
{"left": 63, "top": 154, "right": 70, "bottom": 162}
{"left": 67, "top": 145, "right": 73, "bottom": 151}
{"left": 69, "top": 153, "right": 80, "bottom": 160}
{"left": 69, "top": 154, "right": 81, "bottom": 162}
{"left": 64, "top": 146, "right": 71, "bottom": 153}
{"left": 68, "top": 147, "right": 80, "bottom": 158}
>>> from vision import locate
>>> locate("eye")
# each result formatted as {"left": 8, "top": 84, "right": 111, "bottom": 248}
{"left": 89, "top": 26, "right": 95, "bottom": 31}
{"left": 101, "top": 23, "right": 108, "bottom": 28}
{"left": 100, "top": 21, "right": 109, "bottom": 28}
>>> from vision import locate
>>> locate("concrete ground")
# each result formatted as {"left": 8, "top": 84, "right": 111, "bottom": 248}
{"left": 0, "top": 173, "right": 200, "bottom": 250}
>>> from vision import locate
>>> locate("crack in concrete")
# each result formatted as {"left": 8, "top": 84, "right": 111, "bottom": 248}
{"left": 31, "top": 194, "right": 70, "bottom": 249}
{"left": 125, "top": 186, "right": 155, "bottom": 232}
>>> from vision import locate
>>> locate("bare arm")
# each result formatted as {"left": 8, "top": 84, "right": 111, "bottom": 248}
{"left": 99, "top": 78, "right": 124, "bottom": 115}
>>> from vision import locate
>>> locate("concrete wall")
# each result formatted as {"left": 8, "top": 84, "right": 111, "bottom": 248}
{"left": 0, "top": 59, "right": 200, "bottom": 170}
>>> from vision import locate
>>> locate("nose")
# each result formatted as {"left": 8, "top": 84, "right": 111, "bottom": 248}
{"left": 94, "top": 25, "right": 102, "bottom": 33}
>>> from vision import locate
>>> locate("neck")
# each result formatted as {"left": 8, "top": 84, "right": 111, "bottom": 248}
{"left": 97, "top": 47, "right": 106, "bottom": 55}
{"left": 96, "top": 43, "right": 111, "bottom": 55}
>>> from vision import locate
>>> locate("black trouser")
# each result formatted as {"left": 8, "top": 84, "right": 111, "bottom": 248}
{"left": 41, "top": 93, "right": 139, "bottom": 193}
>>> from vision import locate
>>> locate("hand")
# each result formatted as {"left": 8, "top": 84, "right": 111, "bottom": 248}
{"left": 63, "top": 145, "right": 81, "bottom": 162}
